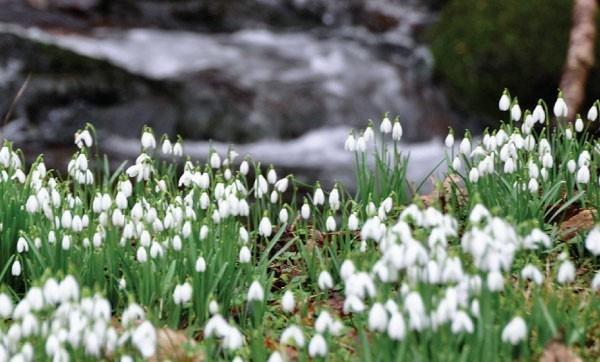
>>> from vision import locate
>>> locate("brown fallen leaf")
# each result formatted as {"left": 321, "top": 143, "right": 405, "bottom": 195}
{"left": 540, "top": 341, "right": 582, "bottom": 362}
{"left": 559, "top": 208, "right": 596, "bottom": 241}
{"left": 151, "top": 328, "right": 203, "bottom": 362}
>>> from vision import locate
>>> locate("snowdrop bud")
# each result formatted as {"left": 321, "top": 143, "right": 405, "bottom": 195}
{"left": 199, "top": 225, "right": 209, "bottom": 240}
{"left": 247, "top": 281, "right": 264, "bottom": 302}
{"left": 387, "top": 313, "right": 406, "bottom": 340}
{"left": 575, "top": 116, "right": 584, "bottom": 132}
{"left": 259, "top": 216, "right": 272, "bottom": 237}
{"left": 588, "top": 104, "right": 598, "bottom": 121}
{"left": 445, "top": 131, "right": 454, "bottom": 148}
{"left": 510, "top": 102, "right": 521, "bottom": 121}
{"left": 585, "top": 226, "right": 600, "bottom": 255}
{"left": 380, "top": 116, "right": 392, "bottom": 134}
{"left": 326, "top": 215, "right": 336, "bottom": 232}
{"left": 557, "top": 260, "right": 575, "bottom": 284}
{"left": 318, "top": 271, "right": 333, "bottom": 290}
{"left": 542, "top": 153, "right": 553, "bottom": 169}
{"left": 61, "top": 235, "right": 71, "bottom": 250}
{"left": 301, "top": 203, "right": 311, "bottom": 219}
{"left": 501, "top": 317, "right": 527, "bottom": 345}
{"left": 279, "top": 208, "right": 288, "bottom": 224}
{"left": 239, "top": 246, "right": 251, "bottom": 263}
{"left": 469, "top": 168, "right": 479, "bottom": 183}
{"left": 553, "top": 95, "right": 568, "bottom": 118}
{"left": 209, "top": 300, "right": 219, "bottom": 315}
{"left": 308, "top": 334, "right": 327, "bottom": 358}
{"left": 392, "top": 121, "right": 403, "bottom": 141}
{"left": 195, "top": 256, "right": 206, "bottom": 272}
{"left": 498, "top": 91, "right": 510, "bottom": 111}
{"left": 577, "top": 166, "right": 590, "bottom": 184}
{"left": 239, "top": 160, "right": 249, "bottom": 175}
{"left": 136, "top": 247, "right": 148, "bottom": 263}
{"left": 11, "top": 260, "right": 21, "bottom": 276}
{"left": 452, "top": 156, "right": 461, "bottom": 170}
{"left": 528, "top": 178, "right": 539, "bottom": 194}
{"left": 368, "top": 303, "right": 388, "bottom": 332}
{"left": 141, "top": 129, "right": 156, "bottom": 150}
{"left": 282, "top": 290, "right": 295, "bottom": 313}
{"left": 209, "top": 152, "right": 221, "bottom": 169}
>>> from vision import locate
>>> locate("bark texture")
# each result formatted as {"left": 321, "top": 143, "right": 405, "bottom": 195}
{"left": 559, "top": 0, "right": 598, "bottom": 121}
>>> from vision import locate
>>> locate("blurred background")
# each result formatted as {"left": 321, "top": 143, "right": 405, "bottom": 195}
{"left": 0, "top": 0, "right": 597, "bottom": 187}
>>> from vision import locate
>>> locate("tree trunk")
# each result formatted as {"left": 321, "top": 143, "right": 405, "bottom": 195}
{"left": 559, "top": 0, "right": 598, "bottom": 121}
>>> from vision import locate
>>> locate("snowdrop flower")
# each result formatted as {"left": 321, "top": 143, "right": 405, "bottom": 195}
{"left": 308, "top": 334, "right": 327, "bottom": 358}
{"left": 592, "top": 272, "right": 600, "bottom": 290}
{"left": 588, "top": 104, "right": 598, "bottom": 121}
{"left": 209, "top": 152, "right": 221, "bottom": 169}
{"left": 575, "top": 116, "right": 584, "bottom": 132}
{"left": 567, "top": 159, "right": 577, "bottom": 174}
{"left": 368, "top": 303, "right": 388, "bottom": 332}
{"left": 510, "top": 102, "right": 522, "bottom": 121}
{"left": 364, "top": 124, "right": 374, "bottom": 142}
{"left": 340, "top": 260, "right": 355, "bottom": 281}
{"left": 239, "top": 246, "right": 251, "bottom": 263}
{"left": 498, "top": 91, "right": 510, "bottom": 111}
{"left": 344, "top": 132, "right": 356, "bottom": 151}
{"left": 326, "top": 215, "right": 337, "bottom": 231}
{"left": 247, "top": 281, "right": 264, "bottom": 302}
{"left": 141, "top": 129, "right": 156, "bottom": 150}
{"left": 280, "top": 325, "right": 305, "bottom": 347}
{"left": 259, "top": 215, "right": 272, "bottom": 237}
{"left": 469, "top": 168, "right": 479, "bottom": 183}
{"left": 445, "top": 130, "right": 454, "bottom": 148}
{"left": 281, "top": 290, "right": 295, "bottom": 313}
{"left": 553, "top": 95, "right": 568, "bottom": 118}
{"left": 239, "top": 160, "right": 249, "bottom": 175}
{"left": 195, "top": 256, "right": 206, "bottom": 272}
{"left": 387, "top": 312, "right": 406, "bottom": 340}
{"left": 11, "top": 259, "right": 21, "bottom": 276}
{"left": 380, "top": 116, "right": 392, "bottom": 134}
{"left": 577, "top": 165, "right": 590, "bottom": 184}
{"left": 173, "top": 282, "right": 193, "bottom": 305}
{"left": 533, "top": 103, "right": 545, "bottom": 123}
{"left": 75, "top": 129, "right": 93, "bottom": 148}
{"left": 356, "top": 136, "right": 366, "bottom": 152}
{"left": 557, "top": 260, "right": 576, "bottom": 284}
{"left": 520, "top": 264, "right": 543, "bottom": 285}
{"left": 501, "top": 317, "right": 527, "bottom": 345}
{"left": 487, "top": 271, "right": 504, "bottom": 292}
{"left": 136, "top": 247, "right": 148, "bottom": 263}
{"left": 348, "top": 213, "right": 359, "bottom": 231}
{"left": 301, "top": 202, "right": 311, "bottom": 219}
{"left": 528, "top": 178, "right": 539, "bottom": 193}
{"left": 392, "top": 120, "right": 403, "bottom": 141}
{"left": 132, "top": 321, "right": 157, "bottom": 358}
{"left": 161, "top": 138, "right": 172, "bottom": 155}
{"left": 25, "top": 195, "right": 38, "bottom": 213}
{"left": 268, "top": 352, "right": 283, "bottom": 362}
{"left": 452, "top": 156, "right": 461, "bottom": 170}
{"left": 459, "top": 137, "right": 471, "bottom": 155}
{"left": 318, "top": 271, "right": 334, "bottom": 290}
{"left": 0, "top": 293, "right": 13, "bottom": 318}
{"left": 173, "top": 141, "right": 183, "bottom": 157}
{"left": 313, "top": 185, "right": 325, "bottom": 205}
{"left": 585, "top": 226, "right": 600, "bottom": 255}
{"left": 16, "top": 236, "right": 28, "bottom": 253}
{"left": 451, "top": 311, "right": 474, "bottom": 334}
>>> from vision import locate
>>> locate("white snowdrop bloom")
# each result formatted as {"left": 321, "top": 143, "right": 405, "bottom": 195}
{"left": 308, "top": 334, "right": 328, "bottom": 358}
{"left": 161, "top": 138, "right": 173, "bottom": 155}
{"left": 195, "top": 256, "right": 206, "bottom": 272}
{"left": 557, "top": 260, "right": 576, "bottom": 284}
{"left": 199, "top": 225, "right": 209, "bottom": 240}
{"left": 553, "top": 96, "right": 568, "bottom": 118}
{"left": 392, "top": 121, "right": 403, "bottom": 141}
{"left": 542, "top": 152, "right": 554, "bottom": 168}
{"left": 591, "top": 272, "right": 600, "bottom": 290}
{"left": 239, "top": 246, "right": 251, "bottom": 263}
{"left": 368, "top": 303, "right": 388, "bottom": 332}
{"left": 25, "top": 195, "right": 39, "bottom": 214}
{"left": 498, "top": 92, "right": 510, "bottom": 111}
{"left": 75, "top": 129, "right": 93, "bottom": 148}
{"left": 268, "top": 352, "right": 283, "bottom": 362}
{"left": 279, "top": 208, "right": 288, "bottom": 224}
{"left": 12, "top": 259, "right": 21, "bottom": 276}
{"left": 340, "top": 260, "right": 355, "bottom": 281}
{"left": 209, "top": 152, "right": 221, "bottom": 169}
{"left": 239, "top": 160, "right": 249, "bottom": 175}
{"left": 468, "top": 168, "right": 479, "bottom": 183}
{"left": 173, "top": 282, "right": 193, "bottom": 305}
{"left": 141, "top": 130, "right": 156, "bottom": 150}
{"left": 528, "top": 178, "right": 539, "bottom": 193}
{"left": 445, "top": 132, "right": 454, "bottom": 148}
{"left": 487, "top": 271, "right": 504, "bottom": 292}
{"left": 575, "top": 116, "right": 584, "bottom": 132}
{"left": 528, "top": 162, "right": 539, "bottom": 178}
{"left": 452, "top": 156, "right": 462, "bottom": 170}
{"left": 344, "top": 132, "right": 356, "bottom": 151}
{"left": 451, "top": 311, "right": 474, "bottom": 334}
{"left": 239, "top": 226, "right": 249, "bottom": 244}
{"left": 267, "top": 168, "right": 277, "bottom": 184}
{"left": 344, "top": 295, "right": 366, "bottom": 314}
{"left": 313, "top": 186, "right": 325, "bottom": 205}
{"left": 172, "top": 235, "right": 183, "bottom": 251}
{"left": 387, "top": 312, "right": 406, "bottom": 340}
{"left": 136, "top": 247, "right": 148, "bottom": 263}
{"left": 259, "top": 216, "right": 272, "bottom": 237}
{"left": 301, "top": 203, "right": 311, "bottom": 219}
{"left": 533, "top": 103, "right": 545, "bottom": 123}
{"left": 318, "top": 271, "right": 334, "bottom": 290}
{"left": 585, "top": 226, "right": 600, "bottom": 255}
{"left": 588, "top": 104, "right": 598, "bottom": 121}
{"left": 22, "top": 313, "right": 39, "bottom": 336}
{"left": 16, "top": 237, "right": 28, "bottom": 253}
{"left": 356, "top": 136, "right": 366, "bottom": 152}
{"left": 578, "top": 150, "right": 591, "bottom": 167}
{"left": 328, "top": 187, "right": 340, "bottom": 211}
{"left": 61, "top": 210, "right": 73, "bottom": 229}
{"left": 565, "top": 128, "right": 573, "bottom": 140}
{"left": 275, "top": 177, "right": 289, "bottom": 193}
{"left": 380, "top": 116, "right": 392, "bottom": 134}
{"left": 541, "top": 168, "right": 549, "bottom": 181}
{"left": 326, "top": 215, "right": 337, "bottom": 231}
{"left": 501, "top": 317, "right": 527, "bottom": 345}
{"left": 503, "top": 157, "right": 516, "bottom": 173}
{"left": 173, "top": 141, "right": 183, "bottom": 157}
{"left": 281, "top": 290, "right": 295, "bottom": 313}
{"left": 567, "top": 159, "right": 576, "bottom": 173}
{"left": 208, "top": 300, "right": 219, "bottom": 315}
{"left": 510, "top": 102, "right": 522, "bottom": 121}
{"left": 577, "top": 165, "right": 590, "bottom": 184}
{"left": 132, "top": 321, "right": 157, "bottom": 358}
{"left": 347, "top": 213, "right": 359, "bottom": 231}
{"left": 269, "top": 190, "right": 279, "bottom": 204}
{"left": 280, "top": 325, "right": 305, "bottom": 347}
{"left": 0, "top": 293, "right": 13, "bottom": 318}
{"left": 520, "top": 264, "right": 543, "bottom": 285}
{"left": 247, "top": 281, "right": 265, "bottom": 302}
{"left": 26, "top": 287, "right": 44, "bottom": 311}
{"left": 459, "top": 137, "right": 471, "bottom": 155}
{"left": 150, "top": 242, "right": 164, "bottom": 259}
